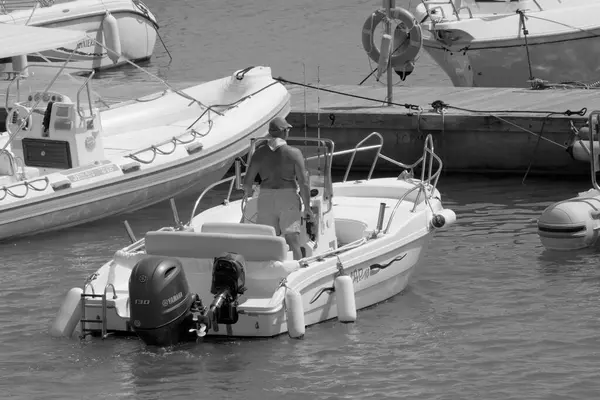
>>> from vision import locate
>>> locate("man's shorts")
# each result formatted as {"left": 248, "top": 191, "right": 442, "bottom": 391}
{"left": 257, "top": 188, "right": 302, "bottom": 235}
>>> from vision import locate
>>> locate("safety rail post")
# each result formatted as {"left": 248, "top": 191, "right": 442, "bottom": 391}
{"left": 76, "top": 70, "right": 96, "bottom": 119}
{"left": 343, "top": 132, "right": 383, "bottom": 182}
{"left": 418, "top": 0, "right": 465, "bottom": 21}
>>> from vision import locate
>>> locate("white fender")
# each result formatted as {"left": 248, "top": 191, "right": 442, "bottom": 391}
{"left": 334, "top": 275, "right": 357, "bottom": 322}
{"left": 431, "top": 208, "right": 457, "bottom": 229}
{"left": 11, "top": 55, "right": 28, "bottom": 77}
{"left": 376, "top": 33, "right": 392, "bottom": 81}
{"left": 49, "top": 287, "right": 83, "bottom": 338}
{"left": 285, "top": 287, "right": 305, "bottom": 338}
{"left": 102, "top": 12, "right": 121, "bottom": 63}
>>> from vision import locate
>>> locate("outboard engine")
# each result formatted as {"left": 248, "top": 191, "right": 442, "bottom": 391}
{"left": 129, "top": 256, "right": 202, "bottom": 346}
{"left": 206, "top": 252, "right": 247, "bottom": 332}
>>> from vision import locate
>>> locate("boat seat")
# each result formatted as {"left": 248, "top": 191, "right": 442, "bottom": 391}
{"left": 334, "top": 181, "right": 425, "bottom": 203}
{"left": 145, "top": 230, "right": 288, "bottom": 262}
{"left": 200, "top": 222, "right": 276, "bottom": 236}
{"left": 239, "top": 297, "right": 279, "bottom": 313}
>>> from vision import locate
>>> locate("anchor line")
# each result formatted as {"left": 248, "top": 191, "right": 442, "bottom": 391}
{"left": 522, "top": 111, "right": 567, "bottom": 184}
{"left": 276, "top": 77, "right": 588, "bottom": 117}
{"left": 275, "top": 77, "right": 422, "bottom": 111}
{"left": 516, "top": 9, "right": 535, "bottom": 84}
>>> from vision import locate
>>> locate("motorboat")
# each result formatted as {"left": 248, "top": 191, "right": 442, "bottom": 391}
{"left": 50, "top": 132, "right": 457, "bottom": 346}
{"left": 411, "top": 0, "right": 600, "bottom": 88}
{"left": 538, "top": 110, "right": 600, "bottom": 250}
{"left": 0, "top": 0, "right": 159, "bottom": 71}
{"left": 0, "top": 25, "right": 290, "bottom": 242}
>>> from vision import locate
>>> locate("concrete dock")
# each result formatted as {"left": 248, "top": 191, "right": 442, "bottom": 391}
{"left": 1, "top": 72, "right": 598, "bottom": 176}
{"left": 283, "top": 83, "right": 594, "bottom": 176}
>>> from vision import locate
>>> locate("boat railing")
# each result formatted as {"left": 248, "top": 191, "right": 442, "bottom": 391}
{"left": 324, "top": 131, "right": 441, "bottom": 189}
{"left": 588, "top": 110, "right": 600, "bottom": 192}
{"left": 2, "top": 64, "right": 96, "bottom": 152}
{"left": 418, "top": 0, "right": 473, "bottom": 21}
{"left": 75, "top": 69, "right": 97, "bottom": 119}
{"left": 381, "top": 134, "right": 442, "bottom": 233}
{"left": 188, "top": 166, "right": 247, "bottom": 223}
{"left": 188, "top": 133, "right": 442, "bottom": 224}
{"left": 4, "top": 64, "right": 94, "bottom": 112}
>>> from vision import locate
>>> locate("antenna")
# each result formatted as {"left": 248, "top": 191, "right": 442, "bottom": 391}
{"left": 316, "top": 66, "right": 322, "bottom": 174}
{"left": 303, "top": 62, "right": 307, "bottom": 140}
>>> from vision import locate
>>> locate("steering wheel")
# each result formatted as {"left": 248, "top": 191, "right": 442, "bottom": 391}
{"left": 6, "top": 106, "right": 33, "bottom": 136}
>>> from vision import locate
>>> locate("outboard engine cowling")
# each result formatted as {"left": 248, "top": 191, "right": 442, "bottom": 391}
{"left": 207, "top": 252, "right": 247, "bottom": 331}
{"left": 129, "top": 256, "right": 196, "bottom": 346}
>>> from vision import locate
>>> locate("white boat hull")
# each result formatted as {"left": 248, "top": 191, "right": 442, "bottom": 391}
{"left": 538, "top": 188, "right": 600, "bottom": 251}
{"left": 50, "top": 134, "right": 455, "bottom": 343}
{"left": 2, "top": 144, "right": 241, "bottom": 240}
{"left": 0, "top": 0, "right": 157, "bottom": 70}
{"left": 0, "top": 66, "right": 290, "bottom": 241}
{"left": 66, "top": 178, "right": 447, "bottom": 339}
{"left": 424, "top": 32, "right": 600, "bottom": 88}
{"left": 416, "top": 0, "right": 600, "bottom": 87}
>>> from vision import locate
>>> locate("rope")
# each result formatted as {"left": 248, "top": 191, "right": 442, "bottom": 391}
{"left": 522, "top": 112, "right": 562, "bottom": 184}
{"left": 431, "top": 99, "right": 574, "bottom": 149}
{"left": 127, "top": 80, "right": 279, "bottom": 164}
{"left": 516, "top": 10, "right": 535, "bottom": 83}
{"left": 275, "top": 77, "right": 422, "bottom": 111}
{"left": 430, "top": 100, "right": 587, "bottom": 116}
{"left": 358, "top": 33, "right": 409, "bottom": 86}
{"left": 277, "top": 77, "right": 587, "bottom": 153}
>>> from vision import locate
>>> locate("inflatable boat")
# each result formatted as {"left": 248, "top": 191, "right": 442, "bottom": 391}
{"left": 538, "top": 110, "right": 600, "bottom": 250}
{"left": 0, "top": 27, "right": 290, "bottom": 241}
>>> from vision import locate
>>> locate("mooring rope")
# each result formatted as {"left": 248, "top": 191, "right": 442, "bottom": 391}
{"left": 275, "top": 76, "right": 588, "bottom": 155}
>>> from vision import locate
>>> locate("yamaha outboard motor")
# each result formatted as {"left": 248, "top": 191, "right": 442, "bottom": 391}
{"left": 206, "top": 252, "right": 247, "bottom": 332}
{"left": 129, "top": 256, "right": 199, "bottom": 346}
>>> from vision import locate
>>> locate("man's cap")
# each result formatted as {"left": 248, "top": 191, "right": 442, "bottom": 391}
{"left": 269, "top": 116, "right": 292, "bottom": 133}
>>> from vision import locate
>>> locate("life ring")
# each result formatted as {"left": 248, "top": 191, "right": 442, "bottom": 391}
{"left": 361, "top": 7, "right": 423, "bottom": 72}
{"left": 6, "top": 106, "right": 33, "bottom": 136}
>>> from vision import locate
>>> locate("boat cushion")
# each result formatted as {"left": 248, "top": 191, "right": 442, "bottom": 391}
{"left": 145, "top": 230, "right": 288, "bottom": 262}
{"left": 200, "top": 222, "right": 276, "bottom": 236}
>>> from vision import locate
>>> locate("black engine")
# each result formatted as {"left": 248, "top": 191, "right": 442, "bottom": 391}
{"left": 207, "top": 252, "right": 247, "bottom": 331}
{"left": 128, "top": 256, "right": 196, "bottom": 346}
{"left": 128, "top": 253, "right": 247, "bottom": 346}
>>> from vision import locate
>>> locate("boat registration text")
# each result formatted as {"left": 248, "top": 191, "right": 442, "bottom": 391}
{"left": 66, "top": 163, "right": 120, "bottom": 182}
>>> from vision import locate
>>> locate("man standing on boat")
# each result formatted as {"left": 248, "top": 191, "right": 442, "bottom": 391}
{"left": 243, "top": 116, "right": 314, "bottom": 260}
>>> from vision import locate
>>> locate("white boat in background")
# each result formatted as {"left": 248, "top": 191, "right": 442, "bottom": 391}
{"left": 413, "top": 0, "right": 600, "bottom": 88}
{"left": 0, "top": 24, "right": 290, "bottom": 242}
{"left": 538, "top": 110, "right": 600, "bottom": 250}
{"left": 0, "top": 0, "right": 159, "bottom": 72}
{"left": 51, "top": 132, "right": 457, "bottom": 346}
